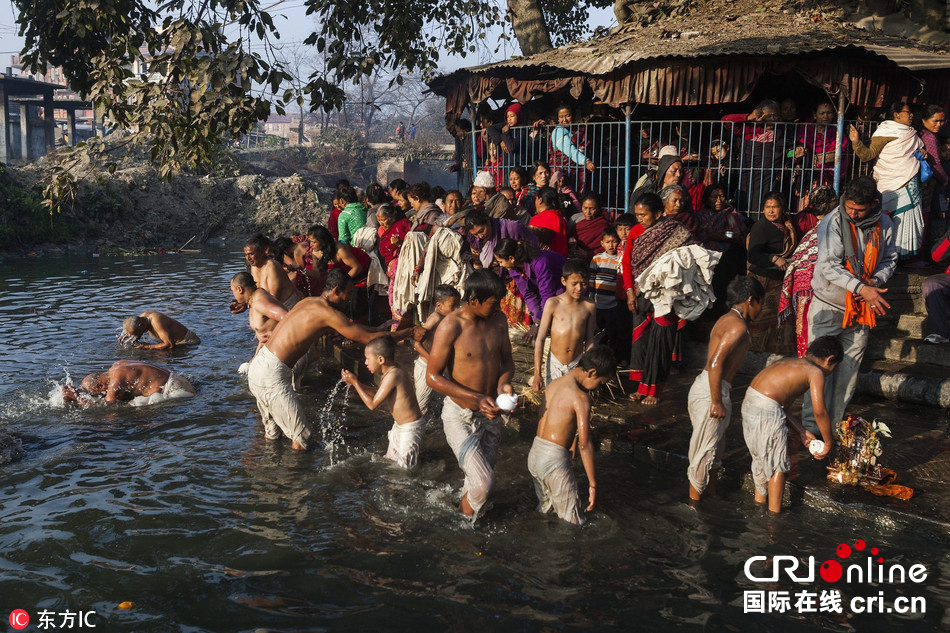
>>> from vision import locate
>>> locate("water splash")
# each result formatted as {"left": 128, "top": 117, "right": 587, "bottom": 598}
{"left": 116, "top": 327, "right": 138, "bottom": 348}
{"left": 316, "top": 379, "right": 351, "bottom": 465}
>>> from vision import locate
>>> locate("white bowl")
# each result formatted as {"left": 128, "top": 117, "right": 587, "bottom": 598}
{"left": 809, "top": 439, "right": 825, "bottom": 456}
{"left": 495, "top": 393, "right": 519, "bottom": 412}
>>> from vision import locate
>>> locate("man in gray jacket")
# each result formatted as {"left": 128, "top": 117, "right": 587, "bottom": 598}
{"left": 803, "top": 176, "right": 897, "bottom": 431}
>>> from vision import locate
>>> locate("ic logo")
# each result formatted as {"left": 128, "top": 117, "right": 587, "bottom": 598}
{"left": 9, "top": 609, "right": 29, "bottom": 630}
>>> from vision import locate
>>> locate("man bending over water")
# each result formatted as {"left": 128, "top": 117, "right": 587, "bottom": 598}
{"left": 426, "top": 269, "right": 516, "bottom": 518}
{"left": 247, "top": 268, "right": 405, "bottom": 450}
{"left": 243, "top": 234, "right": 302, "bottom": 310}
{"left": 63, "top": 361, "right": 195, "bottom": 404}
{"left": 121, "top": 311, "right": 200, "bottom": 350}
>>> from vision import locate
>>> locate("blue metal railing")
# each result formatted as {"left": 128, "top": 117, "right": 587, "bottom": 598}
{"left": 466, "top": 119, "right": 878, "bottom": 220}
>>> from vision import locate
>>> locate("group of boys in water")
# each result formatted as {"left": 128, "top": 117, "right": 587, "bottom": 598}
{"left": 62, "top": 235, "right": 844, "bottom": 524}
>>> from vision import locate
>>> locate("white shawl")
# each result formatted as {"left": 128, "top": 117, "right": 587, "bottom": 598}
{"left": 871, "top": 120, "right": 923, "bottom": 193}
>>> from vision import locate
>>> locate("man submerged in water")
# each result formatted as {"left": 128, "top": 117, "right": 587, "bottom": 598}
{"left": 425, "top": 269, "right": 516, "bottom": 518}
{"left": 63, "top": 360, "right": 196, "bottom": 405}
{"left": 121, "top": 311, "right": 201, "bottom": 350}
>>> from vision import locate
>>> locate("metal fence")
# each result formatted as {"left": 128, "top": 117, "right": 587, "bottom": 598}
{"left": 466, "top": 119, "right": 878, "bottom": 220}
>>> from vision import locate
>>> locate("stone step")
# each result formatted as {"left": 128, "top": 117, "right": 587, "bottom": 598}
{"left": 866, "top": 335, "right": 950, "bottom": 367}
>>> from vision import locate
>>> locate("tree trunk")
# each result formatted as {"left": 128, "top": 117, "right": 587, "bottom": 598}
{"left": 507, "top": 0, "right": 553, "bottom": 56}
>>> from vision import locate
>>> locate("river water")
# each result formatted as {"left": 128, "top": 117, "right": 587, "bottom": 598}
{"left": 1, "top": 248, "right": 948, "bottom": 632}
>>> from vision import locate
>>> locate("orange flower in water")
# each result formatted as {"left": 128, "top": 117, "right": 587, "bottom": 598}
{"left": 118, "top": 602, "right": 133, "bottom": 610}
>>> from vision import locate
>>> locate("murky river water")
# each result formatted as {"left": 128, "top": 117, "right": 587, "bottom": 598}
{"left": 1, "top": 248, "right": 949, "bottom": 632}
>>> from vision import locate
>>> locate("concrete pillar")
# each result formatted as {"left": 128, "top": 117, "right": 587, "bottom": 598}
{"left": 19, "top": 103, "right": 28, "bottom": 161}
{"left": 0, "top": 83, "right": 8, "bottom": 163}
{"left": 66, "top": 107, "right": 76, "bottom": 146}
{"left": 43, "top": 91, "right": 54, "bottom": 152}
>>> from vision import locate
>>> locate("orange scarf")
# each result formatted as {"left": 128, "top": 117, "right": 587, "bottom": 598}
{"left": 842, "top": 222, "right": 881, "bottom": 328}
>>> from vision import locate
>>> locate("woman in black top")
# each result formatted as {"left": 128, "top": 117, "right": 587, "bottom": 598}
{"left": 746, "top": 192, "right": 796, "bottom": 352}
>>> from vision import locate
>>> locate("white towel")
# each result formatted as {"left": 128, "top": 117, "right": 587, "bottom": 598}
{"left": 635, "top": 245, "right": 721, "bottom": 321}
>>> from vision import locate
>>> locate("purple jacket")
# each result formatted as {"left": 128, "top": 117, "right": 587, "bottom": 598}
{"left": 467, "top": 218, "right": 537, "bottom": 268}
{"left": 508, "top": 249, "right": 565, "bottom": 322}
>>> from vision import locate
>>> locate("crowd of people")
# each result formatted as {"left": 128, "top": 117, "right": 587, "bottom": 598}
{"left": 58, "top": 97, "right": 950, "bottom": 525}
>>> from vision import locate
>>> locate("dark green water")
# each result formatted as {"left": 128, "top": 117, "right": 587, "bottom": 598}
{"left": 0, "top": 248, "right": 948, "bottom": 632}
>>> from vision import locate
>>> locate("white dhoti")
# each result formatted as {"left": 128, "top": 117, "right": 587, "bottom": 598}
{"left": 386, "top": 418, "right": 425, "bottom": 469}
{"left": 247, "top": 346, "right": 312, "bottom": 449}
{"left": 441, "top": 397, "right": 502, "bottom": 519}
{"left": 130, "top": 373, "right": 195, "bottom": 407}
{"left": 686, "top": 370, "right": 731, "bottom": 495}
{"left": 413, "top": 356, "right": 434, "bottom": 415}
{"left": 741, "top": 387, "right": 790, "bottom": 497}
{"left": 545, "top": 351, "right": 580, "bottom": 386}
{"left": 884, "top": 177, "right": 924, "bottom": 259}
{"left": 527, "top": 436, "right": 585, "bottom": 525}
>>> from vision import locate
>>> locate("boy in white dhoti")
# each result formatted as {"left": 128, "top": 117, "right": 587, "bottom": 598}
{"left": 687, "top": 277, "right": 763, "bottom": 503}
{"left": 411, "top": 285, "right": 460, "bottom": 415}
{"left": 528, "top": 345, "right": 614, "bottom": 525}
{"left": 531, "top": 259, "right": 597, "bottom": 392}
{"left": 741, "top": 336, "right": 841, "bottom": 513}
{"left": 343, "top": 336, "right": 425, "bottom": 469}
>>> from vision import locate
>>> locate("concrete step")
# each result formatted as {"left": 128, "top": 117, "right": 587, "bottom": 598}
{"left": 866, "top": 335, "right": 950, "bottom": 367}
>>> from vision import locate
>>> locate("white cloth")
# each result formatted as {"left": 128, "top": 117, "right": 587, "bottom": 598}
{"left": 883, "top": 177, "right": 924, "bottom": 258}
{"left": 545, "top": 350, "right": 580, "bottom": 386}
{"left": 635, "top": 245, "right": 721, "bottom": 320}
{"left": 352, "top": 226, "right": 389, "bottom": 292}
{"left": 741, "top": 386, "right": 790, "bottom": 498}
{"left": 414, "top": 356, "right": 434, "bottom": 415}
{"left": 246, "top": 346, "right": 312, "bottom": 448}
{"left": 441, "top": 397, "right": 502, "bottom": 519}
{"left": 386, "top": 418, "right": 425, "bottom": 469}
{"left": 391, "top": 232, "right": 429, "bottom": 315}
{"left": 686, "top": 370, "right": 731, "bottom": 495}
{"left": 871, "top": 120, "right": 923, "bottom": 193}
{"left": 416, "top": 227, "right": 470, "bottom": 317}
{"left": 130, "top": 373, "right": 195, "bottom": 407}
{"left": 527, "top": 436, "right": 585, "bottom": 525}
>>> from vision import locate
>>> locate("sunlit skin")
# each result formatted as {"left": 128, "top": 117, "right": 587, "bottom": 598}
{"left": 633, "top": 202, "right": 662, "bottom": 230}
{"left": 923, "top": 111, "right": 946, "bottom": 134}
{"left": 581, "top": 198, "right": 600, "bottom": 221}
{"left": 505, "top": 110, "right": 519, "bottom": 128}
{"left": 377, "top": 212, "right": 393, "bottom": 232}
{"left": 533, "top": 164, "right": 550, "bottom": 188}
{"left": 894, "top": 104, "right": 914, "bottom": 127}
{"left": 664, "top": 190, "right": 685, "bottom": 216}
{"left": 557, "top": 107, "right": 573, "bottom": 126}
{"left": 509, "top": 171, "right": 524, "bottom": 192}
{"left": 616, "top": 223, "right": 632, "bottom": 244}
{"left": 814, "top": 103, "right": 835, "bottom": 126}
{"left": 468, "top": 222, "right": 491, "bottom": 242}
{"left": 444, "top": 192, "right": 462, "bottom": 216}
{"left": 244, "top": 245, "right": 267, "bottom": 268}
{"left": 601, "top": 234, "right": 619, "bottom": 256}
{"left": 396, "top": 191, "right": 412, "bottom": 212}
{"left": 708, "top": 188, "right": 727, "bottom": 212}
{"left": 762, "top": 198, "right": 784, "bottom": 223}
{"left": 662, "top": 161, "right": 683, "bottom": 187}
{"left": 531, "top": 272, "right": 596, "bottom": 393}
{"left": 501, "top": 189, "right": 515, "bottom": 205}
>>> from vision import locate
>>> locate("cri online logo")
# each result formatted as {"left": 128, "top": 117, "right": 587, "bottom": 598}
{"left": 745, "top": 540, "right": 928, "bottom": 584}
{"left": 9, "top": 610, "right": 29, "bottom": 630}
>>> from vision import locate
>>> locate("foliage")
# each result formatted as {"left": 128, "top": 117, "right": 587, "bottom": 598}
{"left": 0, "top": 164, "right": 76, "bottom": 248}
{"left": 540, "top": 0, "right": 614, "bottom": 47}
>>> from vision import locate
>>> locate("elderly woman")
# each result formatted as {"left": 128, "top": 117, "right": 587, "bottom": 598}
{"left": 659, "top": 184, "right": 698, "bottom": 236}
{"left": 778, "top": 185, "right": 838, "bottom": 357}
{"left": 630, "top": 155, "right": 684, "bottom": 208}
{"left": 849, "top": 101, "right": 925, "bottom": 259}
{"left": 621, "top": 193, "right": 695, "bottom": 405}
{"left": 746, "top": 192, "right": 797, "bottom": 352}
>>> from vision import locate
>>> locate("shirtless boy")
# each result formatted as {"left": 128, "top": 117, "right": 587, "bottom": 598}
{"left": 741, "top": 335, "right": 841, "bottom": 513}
{"left": 426, "top": 270, "right": 516, "bottom": 518}
{"left": 412, "top": 285, "right": 461, "bottom": 414}
{"left": 121, "top": 311, "right": 200, "bottom": 350}
{"left": 529, "top": 345, "right": 615, "bottom": 525}
{"left": 342, "top": 336, "right": 425, "bottom": 469}
{"left": 64, "top": 360, "right": 195, "bottom": 404}
{"left": 244, "top": 234, "right": 301, "bottom": 310}
{"left": 531, "top": 259, "right": 597, "bottom": 392}
{"left": 247, "top": 268, "right": 401, "bottom": 451}
{"left": 687, "top": 276, "right": 764, "bottom": 502}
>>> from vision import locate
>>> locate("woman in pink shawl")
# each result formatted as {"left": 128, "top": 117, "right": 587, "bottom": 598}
{"left": 796, "top": 101, "right": 849, "bottom": 191}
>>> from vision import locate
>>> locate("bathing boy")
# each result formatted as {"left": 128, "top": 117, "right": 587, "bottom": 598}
{"left": 412, "top": 284, "right": 461, "bottom": 414}
{"left": 741, "top": 335, "right": 841, "bottom": 514}
{"left": 342, "top": 336, "right": 425, "bottom": 469}
{"left": 529, "top": 345, "right": 615, "bottom": 525}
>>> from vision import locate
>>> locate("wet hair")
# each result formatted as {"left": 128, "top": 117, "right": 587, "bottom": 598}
{"left": 562, "top": 258, "right": 588, "bottom": 280}
{"left": 231, "top": 271, "right": 257, "bottom": 290}
{"left": 581, "top": 193, "right": 601, "bottom": 209}
{"left": 365, "top": 182, "right": 389, "bottom": 206}
{"left": 536, "top": 186, "right": 559, "bottom": 210}
{"left": 434, "top": 284, "right": 461, "bottom": 304}
{"left": 635, "top": 193, "right": 664, "bottom": 216}
{"left": 464, "top": 269, "right": 507, "bottom": 304}
{"left": 465, "top": 209, "right": 491, "bottom": 229}
{"left": 615, "top": 213, "right": 638, "bottom": 228}
{"left": 579, "top": 345, "right": 616, "bottom": 377}
{"left": 366, "top": 335, "right": 397, "bottom": 362}
{"left": 726, "top": 276, "right": 765, "bottom": 306}
{"left": 245, "top": 234, "right": 271, "bottom": 252}
{"left": 921, "top": 104, "right": 946, "bottom": 121}
{"left": 407, "top": 182, "right": 432, "bottom": 202}
{"left": 271, "top": 236, "right": 295, "bottom": 260}
{"left": 388, "top": 178, "right": 407, "bottom": 191}
{"left": 887, "top": 101, "right": 910, "bottom": 120}
{"left": 338, "top": 185, "right": 358, "bottom": 204}
{"left": 842, "top": 176, "right": 880, "bottom": 206}
{"left": 807, "top": 335, "right": 844, "bottom": 365}
{"left": 307, "top": 225, "right": 336, "bottom": 266}
{"left": 123, "top": 315, "right": 147, "bottom": 333}
{"left": 494, "top": 237, "right": 537, "bottom": 264}
{"left": 762, "top": 192, "right": 788, "bottom": 218}
{"left": 601, "top": 227, "right": 619, "bottom": 241}
{"left": 376, "top": 203, "right": 399, "bottom": 222}
{"left": 324, "top": 268, "right": 352, "bottom": 293}
{"left": 431, "top": 186, "right": 446, "bottom": 201}
{"left": 808, "top": 185, "right": 838, "bottom": 216}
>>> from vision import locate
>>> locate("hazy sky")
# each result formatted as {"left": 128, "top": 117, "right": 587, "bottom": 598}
{"left": 1, "top": 2, "right": 616, "bottom": 74}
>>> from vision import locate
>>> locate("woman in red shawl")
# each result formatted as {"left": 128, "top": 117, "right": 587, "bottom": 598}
{"left": 570, "top": 193, "right": 609, "bottom": 261}
{"left": 376, "top": 203, "right": 412, "bottom": 321}
{"left": 621, "top": 193, "right": 695, "bottom": 405}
